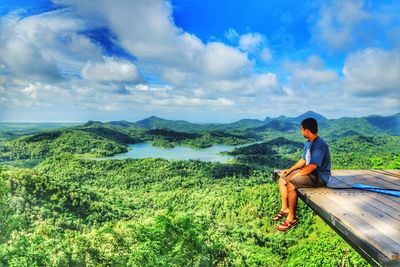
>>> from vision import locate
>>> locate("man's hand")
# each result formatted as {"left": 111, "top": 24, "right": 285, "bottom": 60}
{"left": 283, "top": 159, "right": 306, "bottom": 177}
{"left": 282, "top": 169, "right": 292, "bottom": 176}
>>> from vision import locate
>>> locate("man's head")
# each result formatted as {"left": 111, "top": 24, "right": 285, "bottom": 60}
{"left": 301, "top": 118, "right": 318, "bottom": 139}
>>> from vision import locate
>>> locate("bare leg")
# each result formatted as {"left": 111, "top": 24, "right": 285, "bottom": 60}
{"left": 278, "top": 177, "right": 289, "bottom": 212}
{"left": 287, "top": 181, "right": 298, "bottom": 221}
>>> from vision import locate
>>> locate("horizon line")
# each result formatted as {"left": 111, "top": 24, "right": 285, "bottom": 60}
{"left": 0, "top": 111, "right": 398, "bottom": 124}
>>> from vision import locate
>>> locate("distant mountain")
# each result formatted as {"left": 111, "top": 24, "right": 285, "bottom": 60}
{"left": 365, "top": 113, "right": 400, "bottom": 135}
{"left": 106, "top": 120, "right": 139, "bottom": 128}
{"left": 108, "top": 112, "right": 399, "bottom": 138}
{"left": 292, "top": 111, "right": 328, "bottom": 124}
{"left": 224, "top": 119, "right": 266, "bottom": 130}
{"left": 246, "top": 111, "right": 400, "bottom": 139}
{"left": 135, "top": 116, "right": 185, "bottom": 129}
{"left": 250, "top": 119, "right": 297, "bottom": 132}
{"left": 133, "top": 116, "right": 265, "bottom": 132}
{"left": 263, "top": 116, "right": 273, "bottom": 123}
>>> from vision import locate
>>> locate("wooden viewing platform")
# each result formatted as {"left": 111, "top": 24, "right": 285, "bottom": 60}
{"left": 273, "top": 169, "right": 400, "bottom": 267}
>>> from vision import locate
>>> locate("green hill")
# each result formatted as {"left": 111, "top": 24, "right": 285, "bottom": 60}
{"left": 0, "top": 155, "right": 368, "bottom": 266}
{"left": 292, "top": 110, "right": 327, "bottom": 123}
{"left": 250, "top": 119, "right": 297, "bottom": 132}
{"left": 133, "top": 116, "right": 266, "bottom": 132}
{"left": 129, "top": 112, "right": 399, "bottom": 141}
{"left": 365, "top": 113, "right": 400, "bottom": 135}
{"left": 0, "top": 113, "right": 398, "bottom": 266}
{"left": 0, "top": 129, "right": 127, "bottom": 164}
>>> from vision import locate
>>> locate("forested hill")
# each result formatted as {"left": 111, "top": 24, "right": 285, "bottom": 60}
{"left": 0, "top": 111, "right": 399, "bottom": 169}
{"left": 0, "top": 112, "right": 398, "bottom": 265}
{"left": 132, "top": 116, "right": 267, "bottom": 132}
{"left": 107, "top": 111, "right": 400, "bottom": 136}
{"left": 0, "top": 121, "right": 258, "bottom": 167}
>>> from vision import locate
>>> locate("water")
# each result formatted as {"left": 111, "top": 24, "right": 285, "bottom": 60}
{"left": 106, "top": 142, "right": 240, "bottom": 163}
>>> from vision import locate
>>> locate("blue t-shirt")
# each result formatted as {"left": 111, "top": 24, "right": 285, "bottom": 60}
{"left": 301, "top": 136, "right": 331, "bottom": 184}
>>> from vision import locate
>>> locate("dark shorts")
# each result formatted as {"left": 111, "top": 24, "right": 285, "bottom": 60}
{"left": 279, "top": 169, "right": 326, "bottom": 189}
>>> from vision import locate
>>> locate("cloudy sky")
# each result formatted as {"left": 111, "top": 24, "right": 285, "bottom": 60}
{"left": 0, "top": 0, "right": 399, "bottom": 122}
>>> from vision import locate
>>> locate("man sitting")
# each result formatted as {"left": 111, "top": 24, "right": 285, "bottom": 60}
{"left": 274, "top": 117, "right": 331, "bottom": 231}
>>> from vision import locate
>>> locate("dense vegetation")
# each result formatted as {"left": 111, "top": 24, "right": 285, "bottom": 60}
{"left": 0, "top": 130, "right": 127, "bottom": 163}
{"left": 144, "top": 128, "right": 256, "bottom": 149}
{"left": 0, "top": 156, "right": 368, "bottom": 266}
{"left": 229, "top": 135, "right": 400, "bottom": 170}
{"left": 226, "top": 137, "right": 303, "bottom": 169}
{"left": 0, "top": 111, "right": 398, "bottom": 266}
{"left": 0, "top": 122, "right": 258, "bottom": 168}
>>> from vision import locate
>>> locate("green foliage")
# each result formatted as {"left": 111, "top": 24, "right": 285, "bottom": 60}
{"left": 0, "top": 155, "right": 368, "bottom": 266}
{"left": 133, "top": 116, "right": 266, "bottom": 132}
{"left": 330, "top": 135, "right": 400, "bottom": 169}
{"left": 0, "top": 122, "right": 81, "bottom": 141}
{"left": 227, "top": 137, "right": 303, "bottom": 169}
{"left": 1, "top": 115, "right": 397, "bottom": 266}
{"left": 370, "top": 155, "right": 400, "bottom": 169}
{"left": 143, "top": 128, "right": 257, "bottom": 149}
{"left": 0, "top": 130, "right": 128, "bottom": 163}
{"left": 287, "top": 217, "right": 368, "bottom": 267}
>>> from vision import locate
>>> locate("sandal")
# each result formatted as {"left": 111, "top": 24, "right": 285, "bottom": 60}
{"left": 277, "top": 219, "right": 298, "bottom": 231}
{"left": 272, "top": 210, "right": 289, "bottom": 221}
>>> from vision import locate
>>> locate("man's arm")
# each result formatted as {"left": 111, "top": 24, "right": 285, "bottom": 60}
{"left": 295, "top": 143, "right": 327, "bottom": 177}
{"left": 282, "top": 159, "right": 306, "bottom": 176}
{"left": 294, "top": 163, "right": 317, "bottom": 176}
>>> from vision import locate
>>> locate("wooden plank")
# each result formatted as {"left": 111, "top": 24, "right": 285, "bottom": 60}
{"left": 372, "top": 170, "right": 400, "bottom": 179}
{"left": 295, "top": 170, "right": 400, "bottom": 266}
{"left": 299, "top": 192, "right": 399, "bottom": 266}
{"left": 368, "top": 194, "right": 400, "bottom": 213}
{"left": 322, "top": 193, "right": 400, "bottom": 242}
{"left": 360, "top": 170, "right": 400, "bottom": 185}
{"left": 333, "top": 170, "right": 400, "bottom": 189}
{"left": 359, "top": 170, "right": 400, "bottom": 189}
{"left": 303, "top": 192, "right": 400, "bottom": 261}
{"left": 355, "top": 193, "right": 400, "bottom": 220}
{"left": 329, "top": 171, "right": 400, "bottom": 204}
{"left": 299, "top": 187, "right": 400, "bottom": 219}
{"left": 366, "top": 169, "right": 400, "bottom": 183}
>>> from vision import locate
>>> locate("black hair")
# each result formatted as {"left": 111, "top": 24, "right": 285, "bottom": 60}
{"left": 301, "top": 118, "right": 318, "bottom": 134}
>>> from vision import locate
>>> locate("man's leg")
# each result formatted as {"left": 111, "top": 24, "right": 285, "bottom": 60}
{"left": 278, "top": 170, "right": 298, "bottom": 213}
{"left": 287, "top": 181, "right": 298, "bottom": 221}
{"left": 278, "top": 177, "right": 289, "bottom": 213}
{"left": 279, "top": 178, "right": 289, "bottom": 212}
{"left": 285, "top": 173, "right": 317, "bottom": 221}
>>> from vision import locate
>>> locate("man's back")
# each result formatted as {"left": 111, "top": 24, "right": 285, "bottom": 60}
{"left": 302, "top": 136, "right": 331, "bottom": 184}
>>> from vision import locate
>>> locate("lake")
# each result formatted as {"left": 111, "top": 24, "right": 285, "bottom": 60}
{"left": 104, "top": 142, "right": 240, "bottom": 163}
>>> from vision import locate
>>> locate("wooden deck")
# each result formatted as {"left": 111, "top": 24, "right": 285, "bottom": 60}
{"left": 274, "top": 170, "right": 400, "bottom": 267}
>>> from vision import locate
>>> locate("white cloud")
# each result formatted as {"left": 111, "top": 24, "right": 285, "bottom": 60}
{"left": 203, "top": 42, "right": 251, "bottom": 79}
{"left": 252, "top": 73, "right": 279, "bottom": 89}
{"left": 81, "top": 57, "right": 141, "bottom": 83}
{"left": 161, "top": 68, "right": 188, "bottom": 85}
{"left": 53, "top": 0, "right": 253, "bottom": 83}
{"left": 224, "top": 28, "right": 239, "bottom": 42}
{"left": 294, "top": 69, "right": 338, "bottom": 84}
{"left": 313, "top": 0, "right": 400, "bottom": 51}
{"left": 342, "top": 48, "right": 400, "bottom": 97}
{"left": 285, "top": 56, "right": 339, "bottom": 85}
{"left": 151, "top": 95, "right": 234, "bottom": 108}
{"left": 0, "top": 9, "right": 103, "bottom": 82}
{"left": 314, "top": 0, "right": 369, "bottom": 50}
{"left": 239, "top": 33, "right": 265, "bottom": 52}
{"left": 260, "top": 48, "right": 272, "bottom": 62}
{"left": 238, "top": 33, "right": 273, "bottom": 63}
{"left": 0, "top": 26, "right": 62, "bottom": 82}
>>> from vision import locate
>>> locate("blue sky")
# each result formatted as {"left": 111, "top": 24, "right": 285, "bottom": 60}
{"left": 0, "top": 0, "right": 399, "bottom": 122}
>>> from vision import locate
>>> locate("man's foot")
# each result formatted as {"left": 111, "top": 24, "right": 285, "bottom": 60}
{"left": 276, "top": 218, "right": 298, "bottom": 231}
{"left": 272, "top": 210, "right": 289, "bottom": 221}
